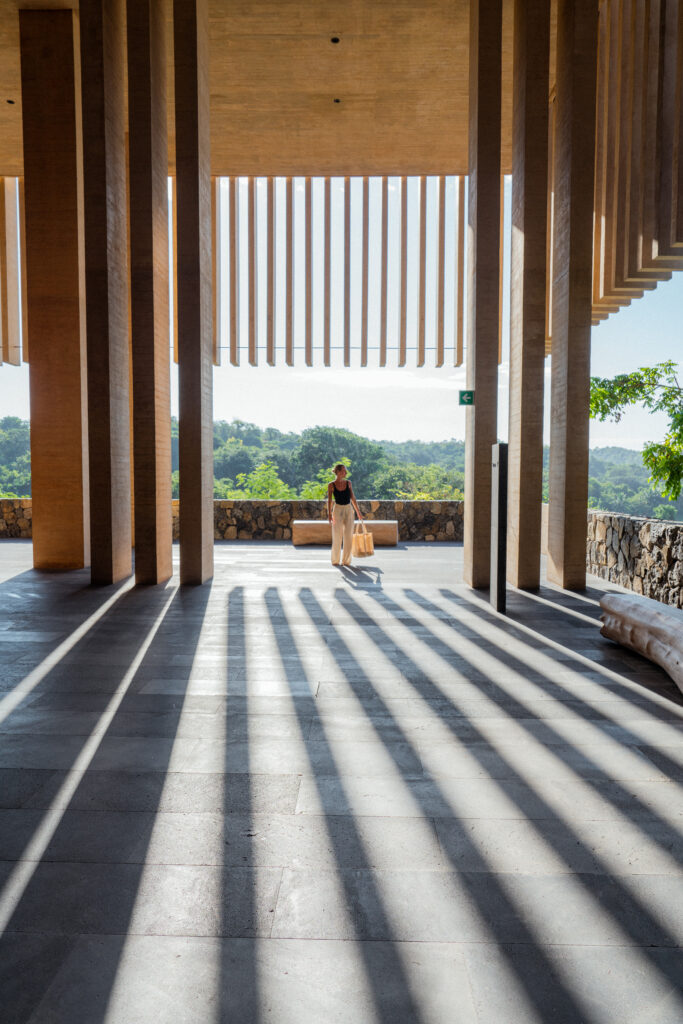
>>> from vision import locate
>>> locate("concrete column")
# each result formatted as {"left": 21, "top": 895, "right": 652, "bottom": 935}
{"left": 0, "top": 178, "right": 21, "bottom": 365}
{"left": 19, "top": 11, "right": 90, "bottom": 571}
{"left": 463, "top": 0, "right": 502, "bottom": 589}
{"left": 547, "top": 0, "right": 598, "bottom": 590}
{"left": 79, "top": 0, "right": 131, "bottom": 585}
{"left": 212, "top": 177, "right": 222, "bottom": 366}
{"left": 126, "top": 0, "right": 172, "bottom": 585}
{"left": 174, "top": 0, "right": 213, "bottom": 585}
{"left": 507, "top": 0, "right": 550, "bottom": 590}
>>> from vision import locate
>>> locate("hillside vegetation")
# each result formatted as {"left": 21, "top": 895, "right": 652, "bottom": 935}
{"left": 1, "top": 416, "right": 681, "bottom": 519}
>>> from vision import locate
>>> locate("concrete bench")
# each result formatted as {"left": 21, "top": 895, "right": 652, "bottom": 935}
{"left": 600, "top": 592, "right": 683, "bottom": 695}
{"left": 291, "top": 519, "right": 399, "bottom": 547}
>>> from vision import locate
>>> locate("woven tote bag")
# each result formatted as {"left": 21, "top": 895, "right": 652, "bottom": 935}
{"left": 351, "top": 521, "right": 374, "bottom": 558}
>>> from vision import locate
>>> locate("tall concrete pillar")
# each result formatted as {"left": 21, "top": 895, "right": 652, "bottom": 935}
{"left": 19, "top": 11, "right": 90, "bottom": 570}
{"left": 464, "top": 0, "right": 502, "bottom": 589}
{"left": 174, "top": 0, "right": 213, "bottom": 585}
{"left": 547, "top": 0, "right": 598, "bottom": 589}
{"left": 79, "top": 0, "right": 132, "bottom": 584}
{"left": 127, "top": 0, "right": 172, "bottom": 585}
{"left": 507, "top": 0, "right": 550, "bottom": 589}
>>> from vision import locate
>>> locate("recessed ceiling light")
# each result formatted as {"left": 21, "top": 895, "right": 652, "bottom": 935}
{"left": 6, "top": 99, "right": 15, "bottom": 105}
{"left": 333, "top": 98, "right": 341, "bottom": 104}
{"left": 330, "top": 36, "right": 340, "bottom": 44}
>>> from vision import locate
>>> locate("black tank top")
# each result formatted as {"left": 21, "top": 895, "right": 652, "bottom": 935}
{"left": 333, "top": 482, "right": 351, "bottom": 505}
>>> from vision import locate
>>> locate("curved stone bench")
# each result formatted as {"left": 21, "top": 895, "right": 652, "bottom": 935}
{"left": 292, "top": 519, "right": 398, "bottom": 546}
{"left": 600, "top": 592, "right": 683, "bottom": 694}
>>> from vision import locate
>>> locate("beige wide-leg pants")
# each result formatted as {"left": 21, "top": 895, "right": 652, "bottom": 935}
{"left": 331, "top": 503, "right": 354, "bottom": 565}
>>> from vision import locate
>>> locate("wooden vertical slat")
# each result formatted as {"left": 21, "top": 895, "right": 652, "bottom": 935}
{"left": 305, "top": 175, "right": 312, "bottom": 366}
{"left": 498, "top": 174, "right": 505, "bottom": 363}
{"left": 127, "top": 0, "right": 172, "bottom": 584}
{"left": 417, "top": 175, "right": 426, "bottom": 367}
{"left": 267, "top": 175, "right": 275, "bottom": 365}
{"left": 248, "top": 175, "right": 256, "bottom": 365}
{"left": 344, "top": 175, "right": 351, "bottom": 366}
{"left": 324, "top": 175, "right": 331, "bottom": 366}
{"left": 172, "top": 175, "right": 178, "bottom": 362}
{"left": 436, "top": 175, "right": 445, "bottom": 367}
{"left": 0, "top": 179, "right": 21, "bottom": 365}
{"left": 20, "top": 9, "right": 89, "bottom": 570}
{"left": 211, "top": 176, "right": 221, "bottom": 366}
{"left": 285, "top": 176, "right": 293, "bottom": 365}
{"left": 625, "top": 0, "right": 671, "bottom": 284}
{"left": 229, "top": 176, "right": 239, "bottom": 365}
{"left": 361, "top": 175, "right": 369, "bottom": 367}
{"left": 656, "top": 0, "right": 683, "bottom": 258}
{"left": 545, "top": 97, "right": 556, "bottom": 352}
{"left": 380, "top": 175, "right": 388, "bottom": 366}
{"left": 18, "top": 178, "right": 28, "bottom": 363}
{"left": 399, "top": 176, "right": 408, "bottom": 367}
{"left": 456, "top": 175, "right": 465, "bottom": 366}
{"left": 592, "top": 1, "right": 610, "bottom": 312}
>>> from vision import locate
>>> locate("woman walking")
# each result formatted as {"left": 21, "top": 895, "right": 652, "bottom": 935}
{"left": 327, "top": 464, "right": 363, "bottom": 566}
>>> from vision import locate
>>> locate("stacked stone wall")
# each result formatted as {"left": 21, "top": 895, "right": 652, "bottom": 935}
{"left": 587, "top": 511, "right": 683, "bottom": 608}
{"left": 170, "top": 499, "right": 464, "bottom": 542}
{"left": 0, "top": 499, "right": 32, "bottom": 538}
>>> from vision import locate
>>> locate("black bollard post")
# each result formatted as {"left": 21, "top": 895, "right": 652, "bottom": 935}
{"left": 490, "top": 442, "right": 508, "bottom": 613}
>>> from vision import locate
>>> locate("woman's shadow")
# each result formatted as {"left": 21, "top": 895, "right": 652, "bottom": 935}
{"left": 339, "top": 564, "right": 383, "bottom": 587}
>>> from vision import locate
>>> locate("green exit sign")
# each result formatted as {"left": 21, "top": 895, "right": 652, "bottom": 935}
{"left": 459, "top": 390, "right": 475, "bottom": 406}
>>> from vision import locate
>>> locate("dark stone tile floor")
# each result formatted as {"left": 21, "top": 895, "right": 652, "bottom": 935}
{"left": 0, "top": 539, "right": 682, "bottom": 1023}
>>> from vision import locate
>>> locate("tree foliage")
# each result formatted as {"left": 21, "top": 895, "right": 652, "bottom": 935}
{"left": 590, "top": 361, "right": 683, "bottom": 500}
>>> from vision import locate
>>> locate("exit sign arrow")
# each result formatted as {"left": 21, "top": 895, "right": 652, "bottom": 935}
{"left": 459, "top": 390, "right": 475, "bottom": 406}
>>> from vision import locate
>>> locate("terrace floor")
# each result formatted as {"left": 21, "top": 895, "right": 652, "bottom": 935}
{"left": 0, "top": 539, "right": 682, "bottom": 1024}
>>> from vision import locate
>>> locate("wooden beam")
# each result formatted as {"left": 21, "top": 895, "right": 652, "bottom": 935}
{"left": 547, "top": 0, "right": 598, "bottom": 591}
{"left": 380, "top": 175, "right": 389, "bottom": 366}
{"left": 361, "top": 175, "right": 369, "bottom": 367}
{"left": 344, "top": 175, "right": 351, "bottom": 367}
{"left": 127, "top": 0, "right": 172, "bottom": 584}
{"left": 655, "top": 0, "right": 683, "bottom": 258}
{"left": 545, "top": 97, "right": 556, "bottom": 353}
{"left": 80, "top": 0, "right": 132, "bottom": 585}
{"left": 229, "top": 176, "right": 239, "bottom": 365}
{"left": 417, "top": 174, "right": 427, "bottom": 367}
{"left": 172, "top": 176, "right": 179, "bottom": 363}
{"left": 400, "top": 175, "right": 408, "bottom": 367}
{"left": 498, "top": 174, "right": 505, "bottom": 363}
{"left": 174, "top": 0, "right": 213, "bottom": 585}
{"left": 20, "top": 10, "right": 90, "bottom": 570}
{"left": 463, "top": 0, "right": 502, "bottom": 589}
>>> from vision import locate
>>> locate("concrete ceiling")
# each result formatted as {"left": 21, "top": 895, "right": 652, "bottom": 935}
{"left": 0, "top": 1, "right": 556, "bottom": 178}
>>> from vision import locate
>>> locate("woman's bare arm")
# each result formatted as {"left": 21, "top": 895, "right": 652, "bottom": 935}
{"left": 327, "top": 482, "right": 334, "bottom": 522}
{"left": 349, "top": 483, "right": 363, "bottom": 519}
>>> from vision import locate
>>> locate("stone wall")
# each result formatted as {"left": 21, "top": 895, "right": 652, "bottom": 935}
{"left": 586, "top": 511, "right": 683, "bottom": 608}
{"left": 170, "top": 499, "right": 464, "bottom": 542}
{"left": 0, "top": 499, "right": 32, "bottom": 538}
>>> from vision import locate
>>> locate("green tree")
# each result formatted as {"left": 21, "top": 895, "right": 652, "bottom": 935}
{"left": 233, "top": 460, "right": 296, "bottom": 499}
{"left": 213, "top": 438, "right": 256, "bottom": 480}
{"left": 293, "top": 427, "right": 385, "bottom": 495}
{"left": 590, "top": 361, "right": 683, "bottom": 499}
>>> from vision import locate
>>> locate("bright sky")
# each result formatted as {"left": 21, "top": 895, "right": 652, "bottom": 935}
{"left": 1, "top": 176, "right": 681, "bottom": 449}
